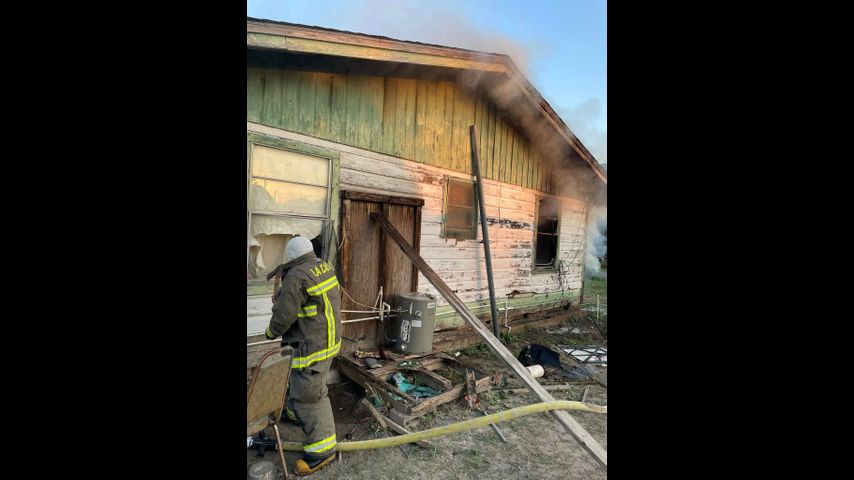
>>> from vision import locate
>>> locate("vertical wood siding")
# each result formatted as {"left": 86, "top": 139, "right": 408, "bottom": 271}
{"left": 247, "top": 68, "right": 555, "bottom": 193}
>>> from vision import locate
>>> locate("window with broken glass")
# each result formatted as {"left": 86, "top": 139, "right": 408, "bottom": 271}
{"left": 443, "top": 177, "right": 478, "bottom": 240}
{"left": 533, "top": 197, "right": 561, "bottom": 270}
{"left": 247, "top": 135, "right": 337, "bottom": 294}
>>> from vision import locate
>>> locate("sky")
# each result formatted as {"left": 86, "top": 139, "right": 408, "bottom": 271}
{"left": 247, "top": 0, "right": 607, "bottom": 166}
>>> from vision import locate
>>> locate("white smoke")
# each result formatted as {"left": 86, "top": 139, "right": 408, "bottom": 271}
{"left": 320, "top": 0, "right": 543, "bottom": 74}
{"left": 585, "top": 204, "right": 607, "bottom": 277}
{"left": 556, "top": 99, "right": 607, "bottom": 168}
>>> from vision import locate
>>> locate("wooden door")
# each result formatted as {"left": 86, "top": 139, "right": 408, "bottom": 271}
{"left": 340, "top": 191, "right": 423, "bottom": 352}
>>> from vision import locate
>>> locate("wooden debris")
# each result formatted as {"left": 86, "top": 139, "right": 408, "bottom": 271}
{"left": 407, "top": 368, "right": 453, "bottom": 390}
{"left": 359, "top": 398, "right": 387, "bottom": 429}
{"left": 464, "top": 370, "right": 479, "bottom": 410}
{"left": 335, "top": 352, "right": 495, "bottom": 426}
{"left": 379, "top": 412, "right": 433, "bottom": 449}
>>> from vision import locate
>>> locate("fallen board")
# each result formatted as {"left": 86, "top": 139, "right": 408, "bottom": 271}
{"left": 371, "top": 211, "right": 607, "bottom": 469}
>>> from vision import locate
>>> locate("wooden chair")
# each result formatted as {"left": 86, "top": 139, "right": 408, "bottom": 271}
{"left": 247, "top": 346, "right": 294, "bottom": 479}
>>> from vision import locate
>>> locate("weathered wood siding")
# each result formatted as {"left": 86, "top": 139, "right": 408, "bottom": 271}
{"left": 246, "top": 123, "right": 585, "bottom": 336}
{"left": 247, "top": 295, "right": 273, "bottom": 337}
{"left": 247, "top": 68, "right": 554, "bottom": 193}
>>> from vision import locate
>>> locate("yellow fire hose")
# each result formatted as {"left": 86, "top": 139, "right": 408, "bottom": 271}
{"left": 279, "top": 400, "right": 606, "bottom": 452}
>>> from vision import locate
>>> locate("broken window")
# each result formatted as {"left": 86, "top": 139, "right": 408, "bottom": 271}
{"left": 443, "top": 177, "right": 477, "bottom": 240}
{"left": 534, "top": 197, "right": 560, "bottom": 268}
{"left": 247, "top": 142, "right": 331, "bottom": 280}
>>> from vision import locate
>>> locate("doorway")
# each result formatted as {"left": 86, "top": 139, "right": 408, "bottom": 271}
{"left": 339, "top": 191, "right": 423, "bottom": 352}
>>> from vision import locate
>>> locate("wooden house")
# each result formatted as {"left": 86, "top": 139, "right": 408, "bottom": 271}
{"left": 246, "top": 18, "right": 607, "bottom": 356}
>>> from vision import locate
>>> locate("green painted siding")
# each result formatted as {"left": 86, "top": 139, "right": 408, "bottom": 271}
{"left": 247, "top": 67, "right": 554, "bottom": 193}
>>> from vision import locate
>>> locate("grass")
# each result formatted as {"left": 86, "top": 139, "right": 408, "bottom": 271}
{"left": 456, "top": 328, "right": 522, "bottom": 357}
{"left": 500, "top": 330, "right": 523, "bottom": 344}
{"left": 582, "top": 272, "right": 607, "bottom": 305}
{"left": 459, "top": 342, "right": 490, "bottom": 356}
{"left": 475, "top": 389, "right": 504, "bottom": 406}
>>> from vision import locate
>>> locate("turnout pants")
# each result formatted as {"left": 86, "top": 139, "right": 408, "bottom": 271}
{"left": 286, "top": 358, "right": 337, "bottom": 457}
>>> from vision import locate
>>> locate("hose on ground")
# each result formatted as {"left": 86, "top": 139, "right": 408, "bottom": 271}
{"left": 279, "top": 400, "right": 606, "bottom": 452}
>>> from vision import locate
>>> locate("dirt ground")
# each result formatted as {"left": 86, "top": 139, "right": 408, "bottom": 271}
{"left": 248, "top": 279, "right": 607, "bottom": 479}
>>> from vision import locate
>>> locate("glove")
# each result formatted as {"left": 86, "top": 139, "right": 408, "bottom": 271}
{"left": 265, "top": 326, "right": 276, "bottom": 340}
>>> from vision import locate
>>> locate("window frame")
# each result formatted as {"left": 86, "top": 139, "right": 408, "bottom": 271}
{"left": 442, "top": 176, "right": 478, "bottom": 240}
{"left": 247, "top": 132, "right": 340, "bottom": 294}
{"left": 532, "top": 195, "right": 562, "bottom": 274}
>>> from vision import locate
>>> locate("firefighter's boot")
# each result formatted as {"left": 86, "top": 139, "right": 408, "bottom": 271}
{"left": 294, "top": 452, "right": 336, "bottom": 476}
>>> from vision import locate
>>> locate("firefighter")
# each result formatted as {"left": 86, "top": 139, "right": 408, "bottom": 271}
{"left": 265, "top": 236, "right": 341, "bottom": 476}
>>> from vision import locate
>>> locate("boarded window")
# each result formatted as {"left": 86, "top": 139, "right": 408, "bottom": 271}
{"left": 534, "top": 197, "right": 560, "bottom": 267}
{"left": 248, "top": 143, "right": 331, "bottom": 280}
{"left": 443, "top": 177, "right": 477, "bottom": 240}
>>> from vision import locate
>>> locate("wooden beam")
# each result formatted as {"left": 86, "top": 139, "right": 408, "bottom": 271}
{"left": 247, "top": 33, "right": 507, "bottom": 73}
{"left": 342, "top": 190, "right": 425, "bottom": 206}
{"left": 247, "top": 20, "right": 508, "bottom": 65}
{"left": 408, "top": 368, "right": 453, "bottom": 390}
{"left": 359, "top": 398, "right": 387, "bottom": 429}
{"left": 378, "top": 202, "right": 389, "bottom": 345}
{"left": 369, "top": 211, "right": 607, "bottom": 469}
{"left": 470, "top": 125, "right": 501, "bottom": 338}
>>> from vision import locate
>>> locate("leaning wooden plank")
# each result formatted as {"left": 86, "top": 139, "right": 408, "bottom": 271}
{"left": 359, "top": 397, "right": 387, "bottom": 429}
{"left": 370, "top": 211, "right": 607, "bottom": 469}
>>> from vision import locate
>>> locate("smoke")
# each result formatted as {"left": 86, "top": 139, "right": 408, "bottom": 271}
{"left": 585, "top": 204, "right": 607, "bottom": 277}
{"left": 556, "top": 99, "right": 607, "bottom": 167}
{"left": 325, "top": 0, "right": 544, "bottom": 74}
